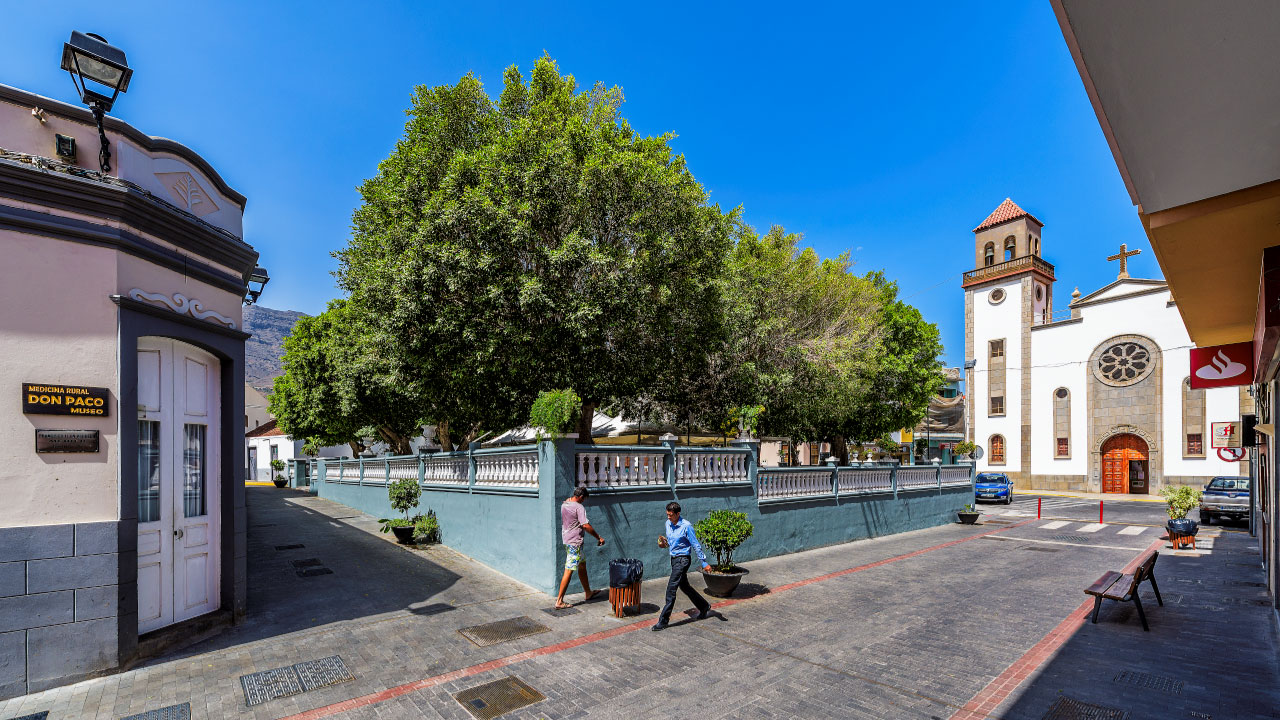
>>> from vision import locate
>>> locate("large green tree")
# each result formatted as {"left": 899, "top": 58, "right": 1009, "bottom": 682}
{"left": 337, "top": 56, "right": 735, "bottom": 448}
{"left": 269, "top": 300, "right": 423, "bottom": 455}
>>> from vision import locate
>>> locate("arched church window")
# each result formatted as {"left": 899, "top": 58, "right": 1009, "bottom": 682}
{"left": 1033, "top": 237, "right": 1040, "bottom": 256}
{"left": 1182, "top": 377, "right": 1206, "bottom": 456}
{"left": 1004, "top": 236, "right": 1016, "bottom": 261}
{"left": 989, "top": 435, "right": 1005, "bottom": 464}
{"left": 984, "top": 242, "right": 995, "bottom": 266}
{"left": 1053, "top": 388, "right": 1070, "bottom": 458}
{"left": 1095, "top": 341, "right": 1154, "bottom": 386}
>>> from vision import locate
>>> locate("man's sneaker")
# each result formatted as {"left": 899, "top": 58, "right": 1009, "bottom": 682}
{"left": 651, "top": 622, "right": 668, "bottom": 632}
{"left": 696, "top": 609, "right": 713, "bottom": 620}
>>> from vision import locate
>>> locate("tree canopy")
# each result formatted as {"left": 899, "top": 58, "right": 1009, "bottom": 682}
{"left": 271, "top": 56, "right": 944, "bottom": 456}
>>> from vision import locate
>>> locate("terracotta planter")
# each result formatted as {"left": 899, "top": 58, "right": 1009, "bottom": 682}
{"left": 957, "top": 511, "right": 980, "bottom": 525}
{"left": 700, "top": 566, "right": 748, "bottom": 597}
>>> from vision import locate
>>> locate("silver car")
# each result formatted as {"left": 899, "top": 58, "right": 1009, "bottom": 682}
{"left": 1199, "top": 476, "right": 1250, "bottom": 525}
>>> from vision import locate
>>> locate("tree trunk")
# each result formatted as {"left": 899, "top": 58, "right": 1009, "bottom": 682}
{"left": 377, "top": 426, "right": 413, "bottom": 456}
{"left": 831, "top": 435, "right": 850, "bottom": 466}
{"left": 347, "top": 440, "right": 366, "bottom": 457}
{"left": 576, "top": 399, "right": 598, "bottom": 445}
{"left": 436, "top": 421, "right": 452, "bottom": 452}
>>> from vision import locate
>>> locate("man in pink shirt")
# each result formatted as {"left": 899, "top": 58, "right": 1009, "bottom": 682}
{"left": 555, "top": 487, "right": 605, "bottom": 609}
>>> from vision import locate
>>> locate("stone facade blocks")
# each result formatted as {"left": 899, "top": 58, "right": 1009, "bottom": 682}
{"left": 26, "top": 553, "right": 117, "bottom": 594}
{"left": 0, "top": 521, "right": 120, "bottom": 700}
{"left": 0, "top": 524, "right": 73, "bottom": 563}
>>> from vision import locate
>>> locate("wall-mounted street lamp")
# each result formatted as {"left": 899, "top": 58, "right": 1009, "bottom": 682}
{"left": 244, "top": 267, "right": 270, "bottom": 305}
{"left": 61, "top": 31, "right": 132, "bottom": 172}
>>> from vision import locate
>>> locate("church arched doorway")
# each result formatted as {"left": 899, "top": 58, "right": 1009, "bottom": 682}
{"left": 1101, "top": 434, "right": 1149, "bottom": 494}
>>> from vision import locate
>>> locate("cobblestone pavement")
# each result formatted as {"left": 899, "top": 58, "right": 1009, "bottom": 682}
{"left": 1, "top": 490, "right": 1276, "bottom": 720}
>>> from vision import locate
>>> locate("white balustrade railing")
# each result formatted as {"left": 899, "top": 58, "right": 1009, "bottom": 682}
{"left": 838, "top": 468, "right": 892, "bottom": 494}
{"left": 675, "top": 452, "right": 750, "bottom": 484}
{"left": 339, "top": 461, "right": 360, "bottom": 484}
{"left": 388, "top": 458, "right": 419, "bottom": 482}
{"left": 939, "top": 467, "right": 972, "bottom": 486}
{"left": 758, "top": 470, "right": 833, "bottom": 499}
{"left": 896, "top": 467, "right": 937, "bottom": 489}
{"left": 576, "top": 450, "right": 667, "bottom": 488}
{"left": 474, "top": 451, "right": 539, "bottom": 489}
{"left": 423, "top": 455, "right": 469, "bottom": 485}
{"left": 361, "top": 462, "right": 388, "bottom": 486}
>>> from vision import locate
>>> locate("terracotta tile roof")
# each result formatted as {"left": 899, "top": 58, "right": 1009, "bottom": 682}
{"left": 973, "top": 198, "right": 1042, "bottom": 233}
{"left": 246, "top": 418, "right": 286, "bottom": 438}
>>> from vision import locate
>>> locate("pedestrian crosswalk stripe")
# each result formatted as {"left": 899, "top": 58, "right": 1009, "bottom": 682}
{"left": 1077, "top": 523, "right": 1106, "bottom": 533}
{"left": 1117, "top": 526, "right": 1146, "bottom": 535}
{"left": 1040, "top": 520, "right": 1069, "bottom": 529}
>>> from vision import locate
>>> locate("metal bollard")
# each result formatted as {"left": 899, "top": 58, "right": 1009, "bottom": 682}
{"left": 1037, "top": 497, "right": 1042, "bottom": 519}
{"left": 1099, "top": 500, "right": 1103, "bottom": 524}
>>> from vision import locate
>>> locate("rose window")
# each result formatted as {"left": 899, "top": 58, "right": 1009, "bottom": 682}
{"left": 1096, "top": 342, "right": 1153, "bottom": 386}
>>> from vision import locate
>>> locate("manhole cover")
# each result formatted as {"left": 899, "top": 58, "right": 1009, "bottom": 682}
{"left": 291, "top": 558, "right": 323, "bottom": 568}
{"left": 1024, "top": 546, "right": 1062, "bottom": 552}
{"left": 297, "top": 567, "right": 333, "bottom": 577}
{"left": 121, "top": 703, "right": 191, "bottom": 720}
{"left": 453, "top": 676, "right": 545, "bottom": 720}
{"left": 541, "top": 605, "right": 581, "bottom": 617}
{"left": 1113, "top": 669, "right": 1183, "bottom": 694}
{"left": 293, "top": 655, "right": 354, "bottom": 692}
{"left": 240, "top": 666, "right": 305, "bottom": 706}
{"left": 1048, "top": 535, "right": 1091, "bottom": 543}
{"left": 275, "top": 544, "right": 305, "bottom": 551}
{"left": 458, "top": 616, "right": 551, "bottom": 647}
{"left": 1042, "top": 696, "right": 1130, "bottom": 719}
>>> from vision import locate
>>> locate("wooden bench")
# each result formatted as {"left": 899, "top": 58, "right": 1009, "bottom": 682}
{"left": 1083, "top": 550, "right": 1163, "bottom": 631}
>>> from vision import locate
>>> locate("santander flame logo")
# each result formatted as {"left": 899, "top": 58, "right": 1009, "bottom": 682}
{"left": 1195, "top": 350, "right": 1247, "bottom": 381}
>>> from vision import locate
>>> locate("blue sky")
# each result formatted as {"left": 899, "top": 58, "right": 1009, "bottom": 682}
{"left": 0, "top": 1, "right": 1158, "bottom": 368}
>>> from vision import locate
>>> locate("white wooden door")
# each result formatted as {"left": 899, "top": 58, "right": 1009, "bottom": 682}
{"left": 137, "top": 338, "right": 221, "bottom": 633}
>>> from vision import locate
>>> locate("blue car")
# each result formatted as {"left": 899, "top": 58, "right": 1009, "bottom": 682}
{"left": 974, "top": 472, "right": 1013, "bottom": 504}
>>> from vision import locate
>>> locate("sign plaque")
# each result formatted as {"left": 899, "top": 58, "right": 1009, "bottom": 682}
{"left": 1211, "top": 421, "right": 1241, "bottom": 449}
{"left": 1189, "top": 342, "right": 1254, "bottom": 390}
{"left": 35, "top": 429, "right": 100, "bottom": 453}
{"left": 22, "top": 383, "right": 110, "bottom": 417}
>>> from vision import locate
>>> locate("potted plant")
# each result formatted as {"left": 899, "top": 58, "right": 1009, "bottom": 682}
{"left": 957, "top": 503, "right": 980, "bottom": 524}
{"left": 694, "top": 510, "right": 754, "bottom": 597}
{"left": 1160, "top": 485, "right": 1202, "bottom": 548}
{"left": 953, "top": 441, "right": 977, "bottom": 462}
{"left": 379, "top": 478, "right": 421, "bottom": 543}
{"left": 414, "top": 509, "right": 441, "bottom": 544}
{"left": 529, "top": 388, "right": 581, "bottom": 439}
{"left": 270, "top": 459, "right": 288, "bottom": 488}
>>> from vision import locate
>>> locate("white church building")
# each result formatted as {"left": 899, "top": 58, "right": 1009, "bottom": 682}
{"left": 964, "top": 199, "right": 1248, "bottom": 493}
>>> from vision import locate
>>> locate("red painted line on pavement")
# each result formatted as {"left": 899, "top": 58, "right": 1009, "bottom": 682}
{"left": 949, "top": 536, "right": 1165, "bottom": 720}
{"left": 282, "top": 519, "right": 1033, "bottom": 720}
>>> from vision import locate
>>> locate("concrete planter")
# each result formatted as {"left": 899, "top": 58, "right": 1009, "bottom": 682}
{"left": 391, "top": 525, "right": 415, "bottom": 543}
{"left": 701, "top": 566, "right": 748, "bottom": 597}
{"left": 957, "top": 511, "right": 980, "bottom": 525}
{"left": 272, "top": 478, "right": 288, "bottom": 488}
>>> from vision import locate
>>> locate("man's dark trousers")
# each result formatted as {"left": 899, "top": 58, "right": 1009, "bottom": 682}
{"left": 659, "top": 554, "right": 709, "bottom": 625}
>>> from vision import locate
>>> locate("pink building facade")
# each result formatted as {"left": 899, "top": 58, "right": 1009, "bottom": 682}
{"left": 0, "top": 82, "right": 258, "bottom": 697}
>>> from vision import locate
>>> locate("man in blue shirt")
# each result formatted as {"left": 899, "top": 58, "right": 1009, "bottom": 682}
{"left": 653, "top": 501, "right": 712, "bottom": 631}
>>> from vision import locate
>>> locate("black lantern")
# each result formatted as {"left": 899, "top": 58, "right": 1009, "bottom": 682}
{"left": 244, "top": 267, "right": 270, "bottom": 305}
{"left": 61, "top": 32, "right": 132, "bottom": 172}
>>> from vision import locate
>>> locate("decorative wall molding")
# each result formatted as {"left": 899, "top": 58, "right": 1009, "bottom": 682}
{"left": 127, "top": 289, "right": 236, "bottom": 329}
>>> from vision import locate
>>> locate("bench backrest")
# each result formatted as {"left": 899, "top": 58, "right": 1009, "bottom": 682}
{"left": 1136, "top": 550, "right": 1158, "bottom": 582}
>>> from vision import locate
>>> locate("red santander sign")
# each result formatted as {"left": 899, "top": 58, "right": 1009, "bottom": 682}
{"left": 1190, "top": 341, "right": 1254, "bottom": 390}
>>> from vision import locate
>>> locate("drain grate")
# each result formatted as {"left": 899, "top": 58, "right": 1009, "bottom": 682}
{"left": 458, "top": 616, "right": 551, "bottom": 647}
{"left": 1113, "top": 669, "right": 1183, "bottom": 694}
{"left": 541, "top": 605, "right": 582, "bottom": 617}
{"left": 1023, "top": 546, "right": 1062, "bottom": 552}
{"left": 275, "top": 544, "right": 305, "bottom": 551}
{"left": 240, "top": 655, "right": 354, "bottom": 706}
{"left": 297, "top": 567, "right": 333, "bottom": 577}
{"left": 241, "top": 666, "right": 305, "bottom": 706}
{"left": 291, "top": 558, "right": 323, "bottom": 568}
{"left": 293, "top": 655, "right": 354, "bottom": 691}
{"left": 1042, "top": 696, "right": 1130, "bottom": 719}
{"left": 9, "top": 713, "right": 49, "bottom": 720}
{"left": 1048, "top": 535, "right": 1092, "bottom": 543}
{"left": 453, "top": 676, "right": 545, "bottom": 720}
{"left": 121, "top": 703, "right": 191, "bottom": 720}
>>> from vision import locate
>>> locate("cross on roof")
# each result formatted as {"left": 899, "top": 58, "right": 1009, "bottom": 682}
{"left": 1107, "top": 243, "right": 1142, "bottom": 279}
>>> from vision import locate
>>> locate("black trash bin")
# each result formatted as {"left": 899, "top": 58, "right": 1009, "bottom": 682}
{"left": 609, "top": 558, "right": 644, "bottom": 587}
{"left": 608, "top": 559, "right": 644, "bottom": 617}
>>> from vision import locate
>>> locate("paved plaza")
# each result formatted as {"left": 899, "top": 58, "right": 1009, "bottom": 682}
{"left": 2, "top": 487, "right": 1277, "bottom": 720}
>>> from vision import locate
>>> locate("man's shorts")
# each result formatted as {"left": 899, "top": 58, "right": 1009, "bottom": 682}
{"left": 564, "top": 544, "right": 584, "bottom": 570}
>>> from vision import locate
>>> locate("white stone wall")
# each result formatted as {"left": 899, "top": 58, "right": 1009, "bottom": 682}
{"left": 972, "top": 279, "right": 1024, "bottom": 472}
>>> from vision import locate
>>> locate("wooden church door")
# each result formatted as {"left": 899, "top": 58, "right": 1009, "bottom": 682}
{"left": 1101, "top": 434, "right": 1148, "bottom": 494}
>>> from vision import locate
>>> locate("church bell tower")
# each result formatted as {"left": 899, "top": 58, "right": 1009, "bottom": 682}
{"left": 963, "top": 198, "right": 1056, "bottom": 483}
